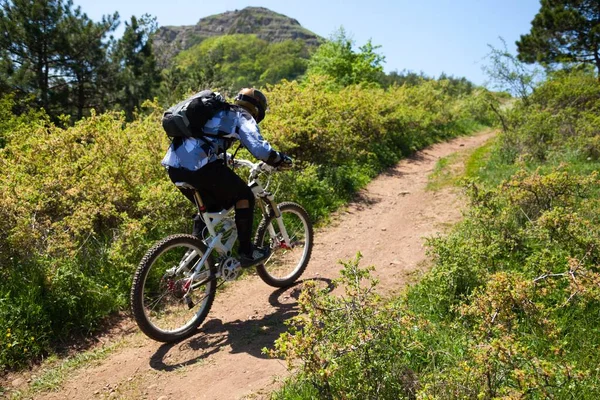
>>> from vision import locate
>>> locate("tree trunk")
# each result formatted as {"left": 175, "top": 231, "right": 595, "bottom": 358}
{"left": 595, "top": 48, "right": 600, "bottom": 81}
{"left": 41, "top": 18, "right": 50, "bottom": 113}
{"left": 77, "top": 73, "right": 85, "bottom": 120}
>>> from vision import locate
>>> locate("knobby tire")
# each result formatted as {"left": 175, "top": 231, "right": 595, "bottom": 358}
{"left": 131, "top": 234, "right": 216, "bottom": 342}
{"left": 255, "top": 202, "right": 313, "bottom": 287}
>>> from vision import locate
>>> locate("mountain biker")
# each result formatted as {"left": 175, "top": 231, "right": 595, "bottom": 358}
{"left": 161, "top": 88, "right": 292, "bottom": 268}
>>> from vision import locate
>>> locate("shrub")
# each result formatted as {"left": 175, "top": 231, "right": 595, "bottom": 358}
{"left": 498, "top": 70, "right": 600, "bottom": 163}
{"left": 273, "top": 69, "right": 600, "bottom": 400}
{"left": 269, "top": 256, "right": 430, "bottom": 399}
{"left": 273, "top": 168, "right": 600, "bottom": 399}
{"left": 1, "top": 76, "right": 483, "bottom": 369}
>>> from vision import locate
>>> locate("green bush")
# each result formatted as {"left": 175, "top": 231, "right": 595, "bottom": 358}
{"left": 270, "top": 256, "right": 431, "bottom": 399}
{"left": 0, "top": 103, "right": 190, "bottom": 370}
{"left": 272, "top": 70, "right": 600, "bottom": 399}
{"left": 171, "top": 34, "right": 310, "bottom": 97}
{"left": 0, "top": 74, "right": 483, "bottom": 369}
{"left": 273, "top": 169, "right": 600, "bottom": 399}
{"left": 497, "top": 70, "right": 600, "bottom": 164}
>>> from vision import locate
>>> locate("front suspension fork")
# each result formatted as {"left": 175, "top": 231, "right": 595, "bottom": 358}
{"left": 258, "top": 194, "right": 292, "bottom": 248}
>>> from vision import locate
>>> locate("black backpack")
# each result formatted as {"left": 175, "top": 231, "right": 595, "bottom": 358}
{"left": 162, "top": 90, "right": 229, "bottom": 138}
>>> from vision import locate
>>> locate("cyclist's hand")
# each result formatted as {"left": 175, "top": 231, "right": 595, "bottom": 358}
{"left": 277, "top": 153, "right": 293, "bottom": 170}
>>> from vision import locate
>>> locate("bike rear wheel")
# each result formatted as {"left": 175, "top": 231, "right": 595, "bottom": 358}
{"left": 131, "top": 234, "right": 216, "bottom": 342}
{"left": 255, "top": 202, "right": 313, "bottom": 287}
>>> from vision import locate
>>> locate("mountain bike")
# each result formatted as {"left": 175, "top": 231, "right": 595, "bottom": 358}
{"left": 130, "top": 158, "right": 313, "bottom": 342}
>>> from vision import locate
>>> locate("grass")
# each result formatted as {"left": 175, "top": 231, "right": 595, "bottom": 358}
{"left": 272, "top": 378, "right": 321, "bottom": 400}
{"left": 426, "top": 133, "right": 496, "bottom": 191}
{"left": 7, "top": 338, "right": 128, "bottom": 399}
{"left": 426, "top": 132, "right": 528, "bottom": 192}
{"left": 426, "top": 153, "right": 463, "bottom": 191}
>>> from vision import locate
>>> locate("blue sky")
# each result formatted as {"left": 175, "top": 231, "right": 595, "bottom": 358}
{"left": 74, "top": 0, "right": 542, "bottom": 86}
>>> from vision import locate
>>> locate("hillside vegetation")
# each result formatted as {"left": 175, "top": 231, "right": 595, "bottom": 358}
{"left": 0, "top": 27, "right": 491, "bottom": 372}
{"left": 153, "top": 7, "right": 321, "bottom": 69}
{"left": 271, "top": 69, "right": 600, "bottom": 399}
{"left": 0, "top": 3, "right": 322, "bottom": 124}
{"left": 166, "top": 34, "right": 311, "bottom": 98}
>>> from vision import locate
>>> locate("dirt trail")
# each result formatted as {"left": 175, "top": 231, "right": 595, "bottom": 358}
{"left": 18, "top": 131, "right": 494, "bottom": 400}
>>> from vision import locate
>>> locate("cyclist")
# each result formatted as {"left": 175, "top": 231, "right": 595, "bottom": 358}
{"left": 161, "top": 88, "right": 291, "bottom": 268}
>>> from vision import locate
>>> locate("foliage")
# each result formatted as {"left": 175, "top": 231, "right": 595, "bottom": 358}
{"left": 270, "top": 255, "right": 426, "bottom": 399}
{"left": 379, "top": 69, "right": 432, "bottom": 88}
{"left": 262, "top": 76, "right": 488, "bottom": 221}
{"left": 496, "top": 69, "right": 600, "bottom": 164}
{"left": 274, "top": 163, "right": 600, "bottom": 400}
{"left": 0, "top": 71, "right": 483, "bottom": 369}
{"left": 0, "top": 102, "right": 188, "bottom": 369}
{"left": 0, "top": 0, "right": 119, "bottom": 121}
{"left": 57, "top": 4, "right": 119, "bottom": 121}
{"left": 483, "top": 38, "right": 543, "bottom": 104}
{"left": 272, "top": 68, "right": 600, "bottom": 399}
{"left": 0, "top": 94, "right": 47, "bottom": 148}
{"left": 414, "top": 169, "right": 600, "bottom": 398}
{"left": 0, "top": 0, "right": 163, "bottom": 122}
{"left": 306, "top": 27, "right": 385, "bottom": 87}
{"left": 166, "top": 34, "right": 311, "bottom": 100}
{"left": 112, "top": 15, "right": 161, "bottom": 120}
{"left": 516, "top": 0, "right": 600, "bottom": 76}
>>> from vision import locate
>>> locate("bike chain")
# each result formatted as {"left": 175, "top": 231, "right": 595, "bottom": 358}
{"left": 184, "top": 257, "right": 238, "bottom": 308}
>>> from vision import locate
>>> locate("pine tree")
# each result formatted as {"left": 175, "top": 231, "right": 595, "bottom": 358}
{"left": 60, "top": 7, "right": 118, "bottom": 120}
{"left": 516, "top": 0, "right": 600, "bottom": 76}
{"left": 0, "top": 0, "right": 68, "bottom": 114}
{"left": 0, "top": 0, "right": 118, "bottom": 119}
{"left": 113, "top": 14, "right": 161, "bottom": 120}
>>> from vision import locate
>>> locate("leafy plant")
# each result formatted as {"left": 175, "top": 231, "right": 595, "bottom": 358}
{"left": 269, "top": 255, "right": 425, "bottom": 399}
{"left": 306, "top": 27, "right": 385, "bottom": 88}
{"left": 272, "top": 69, "right": 600, "bottom": 399}
{"left": 0, "top": 70, "right": 483, "bottom": 369}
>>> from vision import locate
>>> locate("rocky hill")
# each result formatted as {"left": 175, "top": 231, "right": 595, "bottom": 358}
{"left": 153, "top": 7, "right": 322, "bottom": 68}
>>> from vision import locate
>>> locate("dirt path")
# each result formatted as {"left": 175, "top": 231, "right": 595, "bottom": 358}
{"left": 16, "top": 130, "right": 494, "bottom": 400}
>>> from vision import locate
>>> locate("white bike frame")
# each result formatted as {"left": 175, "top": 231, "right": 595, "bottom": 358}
{"left": 173, "top": 158, "right": 292, "bottom": 285}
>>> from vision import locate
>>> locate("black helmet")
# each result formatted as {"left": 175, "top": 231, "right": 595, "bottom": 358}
{"left": 234, "top": 88, "right": 268, "bottom": 123}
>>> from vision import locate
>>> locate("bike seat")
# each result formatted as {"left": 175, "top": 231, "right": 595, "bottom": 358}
{"left": 175, "top": 182, "right": 196, "bottom": 191}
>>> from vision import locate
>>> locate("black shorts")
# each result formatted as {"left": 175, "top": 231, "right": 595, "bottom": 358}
{"left": 168, "top": 160, "right": 254, "bottom": 212}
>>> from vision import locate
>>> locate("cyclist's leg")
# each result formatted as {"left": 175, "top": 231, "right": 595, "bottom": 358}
{"left": 168, "top": 161, "right": 258, "bottom": 256}
{"left": 194, "top": 163, "right": 263, "bottom": 259}
{"left": 234, "top": 203, "right": 254, "bottom": 255}
{"left": 167, "top": 166, "right": 198, "bottom": 206}
{"left": 198, "top": 165, "right": 254, "bottom": 255}
{"left": 167, "top": 166, "right": 213, "bottom": 235}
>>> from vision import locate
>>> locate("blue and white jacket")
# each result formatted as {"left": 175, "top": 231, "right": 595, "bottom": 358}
{"left": 161, "top": 107, "right": 280, "bottom": 171}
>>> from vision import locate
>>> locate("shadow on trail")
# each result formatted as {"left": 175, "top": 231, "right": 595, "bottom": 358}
{"left": 383, "top": 151, "right": 433, "bottom": 177}
{"left": 149, "top": 278, "right": 333, "bottom": 372}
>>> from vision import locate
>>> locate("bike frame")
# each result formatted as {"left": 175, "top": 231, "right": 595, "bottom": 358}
{"left": 173, "top": 158, "right": 292, "bottom": 285}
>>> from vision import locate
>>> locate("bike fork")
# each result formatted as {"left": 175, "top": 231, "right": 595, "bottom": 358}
{"left": 261, "top": 198, "right": 292, "bottom": 248}
{"left": 269, "top": 213, "right": 292, "bottom": 248}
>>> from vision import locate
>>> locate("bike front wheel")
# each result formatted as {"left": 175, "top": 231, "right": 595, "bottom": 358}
{"left": 131, "top": 234, "right": 216, "bottom": 342}
{"left": 255, "top": 202, "right": 313, "bottom": 287}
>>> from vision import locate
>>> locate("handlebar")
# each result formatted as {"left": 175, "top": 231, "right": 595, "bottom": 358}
{"left": 231, "top": 158, "right": 274, "bottom": 179}
{"left": 227, "top": 153, "right": 293, "bottom": 179}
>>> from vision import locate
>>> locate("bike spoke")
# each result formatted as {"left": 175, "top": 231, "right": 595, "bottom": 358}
{"left": 147, "top": 291, "right": 170, "bottom": 312}
{"left": 255, "top": 203, "right": 313, "bottom": 287}
{"left": 132, "top": 235, "right": 217, "bottom": 341}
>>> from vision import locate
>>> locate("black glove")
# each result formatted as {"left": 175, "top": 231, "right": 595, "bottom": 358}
{"left": 277, "top": 153, "right": 293, "bottom": 170}
{"left": 267, "top": 151, "right": 293, "bottom": 169}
